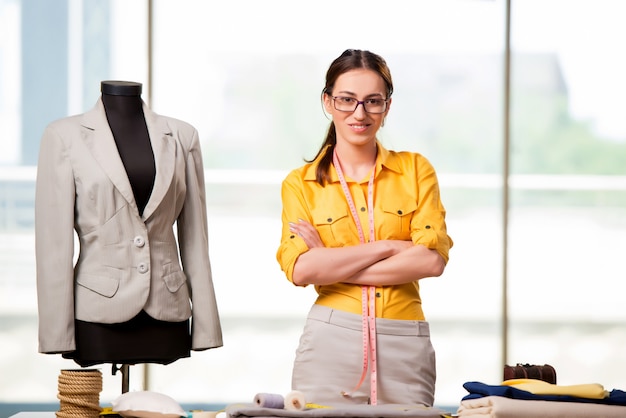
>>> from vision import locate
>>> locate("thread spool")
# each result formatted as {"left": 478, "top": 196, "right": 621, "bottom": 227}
{"left": 284, "top": 390, "right": 305, "bottom": 411}
{"left": 253, "top": 393, "right": 285, "bottom": 409}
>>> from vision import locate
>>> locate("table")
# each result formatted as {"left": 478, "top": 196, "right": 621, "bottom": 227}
{"left": 9, "top": 413, "right": 56, "bottom": 418}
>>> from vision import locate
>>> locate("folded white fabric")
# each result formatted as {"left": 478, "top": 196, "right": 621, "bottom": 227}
{"left": 457, "top": 395, "right": 626, "bottom": 418}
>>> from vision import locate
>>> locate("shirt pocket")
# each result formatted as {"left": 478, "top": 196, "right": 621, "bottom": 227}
{"left": 311, "top": 206, "right": 353, "bottom": 247}
{"left": 379, "top": 197, "right": 418, "bottom": 240}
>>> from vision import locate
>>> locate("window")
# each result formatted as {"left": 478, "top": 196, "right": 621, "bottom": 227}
{"left": 1, "top": 0, "right": 625, "bottom": 412}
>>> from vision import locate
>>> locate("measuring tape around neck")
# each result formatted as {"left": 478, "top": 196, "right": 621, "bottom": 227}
{"left": 332, "top": 149, "right": 378, "bottom": 405}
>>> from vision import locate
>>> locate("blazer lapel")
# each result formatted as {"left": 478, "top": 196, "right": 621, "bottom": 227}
{"left": 141, "top": 105, "right": 175, "bottom": 221}
{"left": 81, "top": 99, "right": 138, "bottom": 211}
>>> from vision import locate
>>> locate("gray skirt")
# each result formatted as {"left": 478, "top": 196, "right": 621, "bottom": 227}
{"left": 292, "top": 304, "right": 436, "bottom": 407}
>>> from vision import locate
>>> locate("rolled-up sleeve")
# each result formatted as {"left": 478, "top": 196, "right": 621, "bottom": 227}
{"left": 276, "top": 170, "right": 311, "bottom": 284}
{"left": 411, "top": 155, "right": 453, "bottom": 263}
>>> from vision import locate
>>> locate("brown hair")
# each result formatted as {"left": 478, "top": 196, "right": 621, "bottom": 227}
{"left": 307, "top": 49, "right": 394, "bottom": 185}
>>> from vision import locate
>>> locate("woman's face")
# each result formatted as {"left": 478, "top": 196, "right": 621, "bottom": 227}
{"left": 324, "top": 68, "right": 391, "bottom": 149}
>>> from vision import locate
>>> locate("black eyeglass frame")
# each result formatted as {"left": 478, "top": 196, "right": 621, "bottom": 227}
{"left": 330, "top": 96, "right": 390, "bottom": 114}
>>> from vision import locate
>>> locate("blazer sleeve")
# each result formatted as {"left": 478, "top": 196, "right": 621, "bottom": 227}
{"left": 35, "top": 122, "right": 77, "bottom": 353}
{"left": 176, "top": 127, "right": 223, "bottom": 350}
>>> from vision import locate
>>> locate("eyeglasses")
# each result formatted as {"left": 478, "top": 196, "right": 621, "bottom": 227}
{"left": 331, "top": 96, "right": 389, "bottom": 114}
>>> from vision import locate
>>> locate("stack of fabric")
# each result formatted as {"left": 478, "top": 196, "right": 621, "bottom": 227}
{"left": 224, "top": 391, "right": 452, "bottom": 418}
{"left": 457, "top": 379, "right": 626, "bottom": 417}
{"left": 225, "top": 403, "right": 451, "bottom": 418}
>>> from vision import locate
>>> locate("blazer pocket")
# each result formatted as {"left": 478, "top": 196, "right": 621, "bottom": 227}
{"left": 163, "top": 271, "right": 186, "bottom": 293}
{"left": 76, "top": 272, "right": 120, "bottom": 298}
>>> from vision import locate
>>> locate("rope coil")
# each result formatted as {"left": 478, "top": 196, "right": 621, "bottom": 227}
{"left": 56, "top": 369, "right": 103, "bottom": 418}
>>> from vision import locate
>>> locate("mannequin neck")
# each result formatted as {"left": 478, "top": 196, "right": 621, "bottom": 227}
{"left": 101, "top": 80, "right": 144, "bottom": 119}
{"left": 102, "top": 93, "right": 144, "bottom": 119}
{"left": 101, "top": 80, "right": 142, "bottom": 96}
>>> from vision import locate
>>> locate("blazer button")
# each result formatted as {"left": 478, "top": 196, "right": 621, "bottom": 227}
{"left": 137, "top": 262, "right": 149, "bottom": 274}
{"left": 133, "top": 236, "right": 146, "bottom": 247}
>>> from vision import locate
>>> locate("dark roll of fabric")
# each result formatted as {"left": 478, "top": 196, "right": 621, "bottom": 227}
{"left": 504, "top": 363, "right": 557, "bottom": 384}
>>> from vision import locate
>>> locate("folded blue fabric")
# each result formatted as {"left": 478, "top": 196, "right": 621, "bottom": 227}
{"left": 462, "top": 381, "right": 626, "bottom": 406}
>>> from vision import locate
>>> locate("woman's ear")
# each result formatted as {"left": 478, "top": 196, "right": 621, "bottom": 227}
{"left": 385, "top": 97, "right": 392, "bottom": 114}
{"left": 322, "top": 93, "right": 333, "bottom": 114}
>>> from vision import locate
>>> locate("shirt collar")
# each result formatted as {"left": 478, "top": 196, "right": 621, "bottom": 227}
{"left": 303, "top": 141, "right": 403, "bottom": 182}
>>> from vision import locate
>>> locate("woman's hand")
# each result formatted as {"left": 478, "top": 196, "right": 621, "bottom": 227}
{"left": 289, "top": 219, "right": 324, "bottom": 248}
{"left": 288, "top": 219, "right": 413, "bottom": 253}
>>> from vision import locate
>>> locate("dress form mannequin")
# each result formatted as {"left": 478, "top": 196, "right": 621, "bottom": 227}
{"left": 62, "top": 81, "right": 192, "bottom": 368}
{"left": 37, "top": 78, "right": 223, "bottom": 396}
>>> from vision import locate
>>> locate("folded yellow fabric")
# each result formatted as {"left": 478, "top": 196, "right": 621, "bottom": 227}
{"left": 502, "top": 378, "right": 609, "bottom": 399}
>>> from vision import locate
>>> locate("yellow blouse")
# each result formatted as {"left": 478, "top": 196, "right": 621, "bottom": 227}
{"left": 276, "top": 142, "right": 453, "bottom": 320}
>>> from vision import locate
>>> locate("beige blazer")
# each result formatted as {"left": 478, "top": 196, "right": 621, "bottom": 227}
{"left": 35, "top": 98, "right": 223, "bottom": 354}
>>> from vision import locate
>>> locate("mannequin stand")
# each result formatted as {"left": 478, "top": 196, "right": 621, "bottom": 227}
{"left": 112, "top": 363, "right": 131, "bottom": 393}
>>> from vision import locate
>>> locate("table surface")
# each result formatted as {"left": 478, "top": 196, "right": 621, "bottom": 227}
{"left": 9, "top": 413, "right": 56, "bottom": 417}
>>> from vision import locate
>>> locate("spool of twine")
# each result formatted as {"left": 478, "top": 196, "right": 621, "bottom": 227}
{"left": 56, "top": 369, "right": 103, "bottom": 418}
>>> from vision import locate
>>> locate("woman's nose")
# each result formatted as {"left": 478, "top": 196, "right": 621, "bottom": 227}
{"left": 353, "top": 103, "right": 367, "bottom": 118}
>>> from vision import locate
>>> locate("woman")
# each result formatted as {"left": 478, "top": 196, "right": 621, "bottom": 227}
{"left": 276, "top": 49, "right": 453, "bottom": 407}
